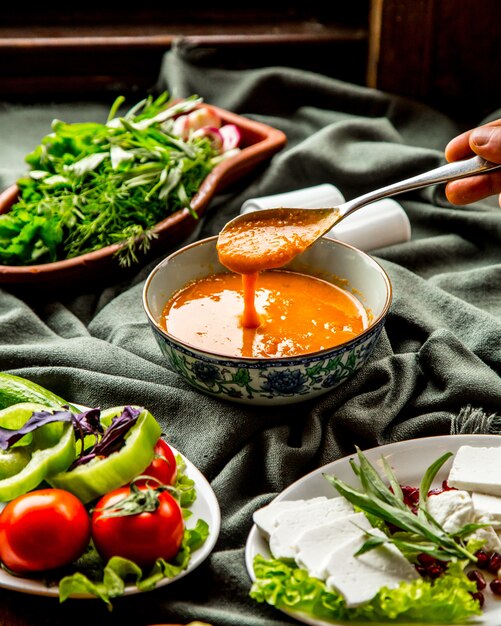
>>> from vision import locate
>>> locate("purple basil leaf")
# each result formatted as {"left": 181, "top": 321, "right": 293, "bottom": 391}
{"left": 0, "top": 409, "right": 74, "bottom": 450}
{"left": 71, "top": 406, "right": 141, "bottom": 469}
{"left": 71, "top": 407, "right": 103, "bottom": 447}
{"left": 93, "top": 406, "right": 141, "bottom": 455}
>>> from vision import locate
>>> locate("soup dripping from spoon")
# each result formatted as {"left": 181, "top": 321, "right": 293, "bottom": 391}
{"left": 217, "top": 155, "right": 501, "bottom": 275}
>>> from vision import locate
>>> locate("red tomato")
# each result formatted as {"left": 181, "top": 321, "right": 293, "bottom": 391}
{"left": 91, "top": 484, "right": 184, "bottom": 569}
{"left": 0, "top": 489, "right": 91, "bottom": 574}
{"left": 139, "top": 438, "right": 177, "bottom": 486}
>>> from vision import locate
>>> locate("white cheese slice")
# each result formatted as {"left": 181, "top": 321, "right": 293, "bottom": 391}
{"left": 253, "top": 497, "right": 328, "bottom": 539}
{"left": 472, "top": 492, "right": 501, "bottom": 527}
{"left": 426, "top": 489, "right": 474, "bottom": 534}
{"left": 294, "top": 512, "right": 373, "bottom": 580}
{"left": 448, "top": 446, "right": 501, "bottom": 496}
{"left": 324, "top": 529, "right": 418, "bottom": 607}
{"left": 470, "top": 524, "right": 501, "bottom": 552}
{"left": 269, "top": 498, "right": 355, "bottom": 559}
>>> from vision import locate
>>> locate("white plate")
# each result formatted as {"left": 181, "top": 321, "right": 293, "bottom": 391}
{"left": 245, "top": 434, "right": 501, "bottom": 626}
{"left": 0, "top": 446, "right": 221, "bottom": 598}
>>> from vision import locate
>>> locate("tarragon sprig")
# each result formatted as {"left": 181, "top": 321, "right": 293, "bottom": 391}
{"left": 323, "top": 448, "right": 486, "bottom": 563}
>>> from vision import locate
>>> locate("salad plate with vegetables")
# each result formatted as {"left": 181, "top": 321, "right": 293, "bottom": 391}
{"left": 0, "top": 91, "right": 286, "bottom": 286}
{"left": 246, "top": 435, "right": 501, "bottom": 625}
{"left": 0, "top": 373, "right": 220, "bottom": 607}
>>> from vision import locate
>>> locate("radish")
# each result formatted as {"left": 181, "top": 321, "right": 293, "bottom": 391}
{"left": 219, "top": 124, "right": 242, "bottom": 152}
{"left": 187, "top": 107, "right": 221, "bottom": 131}
{"left": 192, "top": 127, "right": 224, "bottom": 152}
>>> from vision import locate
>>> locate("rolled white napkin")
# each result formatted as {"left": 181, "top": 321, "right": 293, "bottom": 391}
{"left": 240, "top": 184, "right": 411, "bottom": 251}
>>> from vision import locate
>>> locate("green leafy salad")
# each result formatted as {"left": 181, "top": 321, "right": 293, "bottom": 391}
{"left": 0, "top": 92, "right": 239, "bottom": 267}
{"left": 250, "top": 448, "right": 491, "bottom": 624}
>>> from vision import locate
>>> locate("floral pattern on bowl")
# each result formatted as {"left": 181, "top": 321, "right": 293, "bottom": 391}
{"left": 143, "top": 235, "right": 392, "bottom": 406}
{"left": 148, "top": 312, "right": 385, "bottom": 406}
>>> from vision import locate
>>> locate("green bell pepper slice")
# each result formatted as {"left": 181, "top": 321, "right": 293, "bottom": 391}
{"left": 48, "top": 406, "right": 161, "bottom": 503}
{"left": 0, "top": 402, "right": 76, "bottom": 502}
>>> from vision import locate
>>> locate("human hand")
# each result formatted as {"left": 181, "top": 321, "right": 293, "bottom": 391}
{"left": 444, "top": 119, "right": 501, "bottom": 206}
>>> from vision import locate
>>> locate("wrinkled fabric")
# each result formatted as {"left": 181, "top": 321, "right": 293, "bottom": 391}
{"left": 0, "top": 43, "right": 501, "bottom": 624}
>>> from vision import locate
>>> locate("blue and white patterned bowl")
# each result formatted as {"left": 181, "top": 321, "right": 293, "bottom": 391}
{"left": 143, "top": 235, "right": 392, "bottom": 406}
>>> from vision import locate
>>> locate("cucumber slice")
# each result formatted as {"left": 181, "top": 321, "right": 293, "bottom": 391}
{"left": 0, "top": 373, "right": 78, "bottom": 412}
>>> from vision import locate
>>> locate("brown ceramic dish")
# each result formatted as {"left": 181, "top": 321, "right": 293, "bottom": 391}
{"left": 0, "top": 105, "right": 286, "bottom": 287}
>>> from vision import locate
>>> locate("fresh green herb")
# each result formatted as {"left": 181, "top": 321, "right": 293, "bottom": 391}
{"left": 0, "top": 92, "right": 222, "bottom": 267}
{"left": 323, "top": 447, "right": 485, "bottom": 563}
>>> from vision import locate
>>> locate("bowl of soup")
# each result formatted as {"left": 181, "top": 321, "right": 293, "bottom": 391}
{"left": 143, "top": 235, "right": 392, "bottom": 405}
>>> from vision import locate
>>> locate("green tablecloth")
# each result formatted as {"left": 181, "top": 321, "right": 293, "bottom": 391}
{"left": 1, "top": 43, "right": 501, "bottom": 625}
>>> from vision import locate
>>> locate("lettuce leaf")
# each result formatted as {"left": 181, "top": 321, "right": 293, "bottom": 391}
{"left": 174, "top": 454, "right": 197, "bottom": 511}
{"left": 59, "top": 519, "right": 209, "bottom": 609}
{"left": 250, "top": 555, "right": 482, "bottom": 623}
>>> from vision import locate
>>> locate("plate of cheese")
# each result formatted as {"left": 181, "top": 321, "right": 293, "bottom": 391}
{"left": 246, "top": 435, "right": 501, "bottom": 625}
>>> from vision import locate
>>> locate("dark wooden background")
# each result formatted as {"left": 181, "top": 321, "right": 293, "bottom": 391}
{"left": 1, "top": 0, "right": 499, "bottom": 124}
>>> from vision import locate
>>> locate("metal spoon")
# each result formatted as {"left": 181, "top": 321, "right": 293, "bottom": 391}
{"left": 217, "top": 155, "right": 501, "bottom": 274}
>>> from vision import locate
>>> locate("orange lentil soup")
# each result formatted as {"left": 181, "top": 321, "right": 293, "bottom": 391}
{"left": 161, "top": 270, "right": 368, "bottom": 359}
{"left": 216, "top": 208, "right": 337, "bottom": 275}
